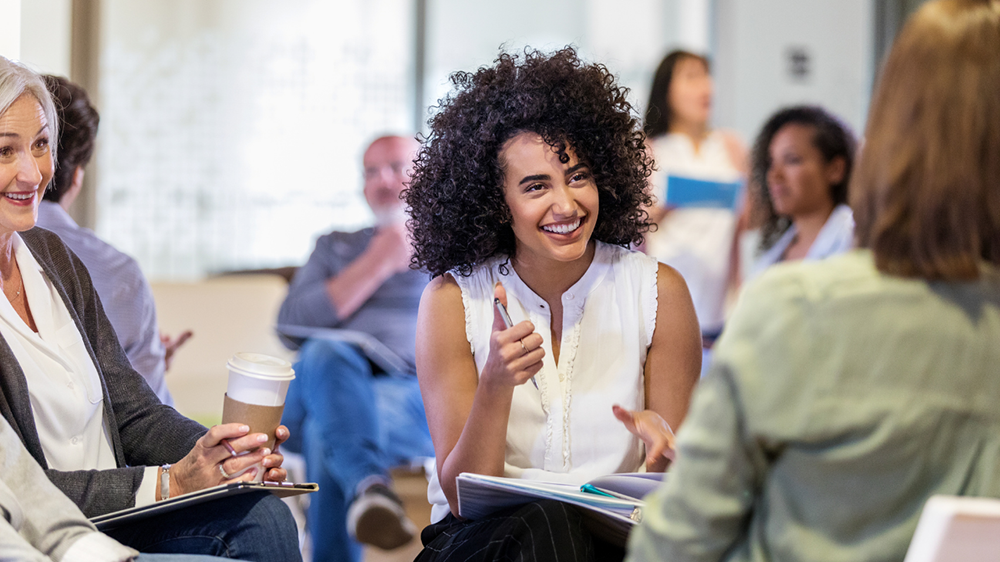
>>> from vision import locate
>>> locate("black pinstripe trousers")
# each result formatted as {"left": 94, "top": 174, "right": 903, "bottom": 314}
{"left": 415, "top": 500, "right": 625, "bottom": 562}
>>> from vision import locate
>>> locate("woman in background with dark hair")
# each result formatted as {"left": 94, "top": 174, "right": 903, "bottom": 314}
{"left": 626, "top": 0, "right": 1000, "bottom": 559}
{"left": 643, "top": 50, "right": 747, "bottom": 346}
{"left": 747, "top": 105, "right": 856, "bottom": 279}
{"left": 407, "top": 47, "right": 701, "bottom": 561}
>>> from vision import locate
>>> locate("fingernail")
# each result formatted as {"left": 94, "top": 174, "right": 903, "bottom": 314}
{"left": 257, "top": 434, "right": 267, "bottom": 443}
{"left": 239, "top": 425, "right": 250, "bottom": 432}
{"left": 262, "top": 448, "right": 272, "bottom": 456}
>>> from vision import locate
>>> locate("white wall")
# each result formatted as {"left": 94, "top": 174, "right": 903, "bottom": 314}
{"left": 95, "top": 0, "right": 416, "bottom": 280}
{"left": 713, "top": 0, "right": 874, "bottom": 145}
{"left": 424, "top": 0, "right": 878, "bottom": 146}
{"left": 677, "top": 0, "right": 711, "bottom": 52}
{"left": 19, "top": 0, "right": 73, "bottom": 76}
{"left": 424, "top": 0, "right": 682, "bottom": 129}
{"left": 1, "top": 0, "right": 21, "bottom": 60}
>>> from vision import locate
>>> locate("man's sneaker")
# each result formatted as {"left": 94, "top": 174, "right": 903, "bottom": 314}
{"left": 346, "top": 483, "right": 417, "bottom": 550}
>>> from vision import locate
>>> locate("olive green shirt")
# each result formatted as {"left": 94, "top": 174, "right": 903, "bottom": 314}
{"left": 627, "top": 250, "right": 1000, "bottom": 561}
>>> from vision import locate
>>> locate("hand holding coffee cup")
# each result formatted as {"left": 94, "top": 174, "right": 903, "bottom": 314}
{"left": 220, "top": 353, "right": 296, "bottom": 482}
{"left": 166, "top": 422, "right": 288, "bottom": 498}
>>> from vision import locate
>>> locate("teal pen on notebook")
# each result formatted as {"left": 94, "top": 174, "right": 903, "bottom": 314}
{"left": 580, "top": 483, "right": 635, "bottom": 501}
{"left": 494, "top": 298, "right": 539, "bottom": 390}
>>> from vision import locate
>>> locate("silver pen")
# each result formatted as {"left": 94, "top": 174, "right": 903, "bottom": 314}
{"left": 494, "top": 298, "right": 539, "bottom": 389}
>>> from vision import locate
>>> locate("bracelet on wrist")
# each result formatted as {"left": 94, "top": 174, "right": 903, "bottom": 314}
{"left": 159, "top": 464, "right": 171, "bottom": 501}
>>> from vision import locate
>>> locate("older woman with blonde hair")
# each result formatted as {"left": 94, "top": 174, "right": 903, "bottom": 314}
{"left": 0, "top": 57, "right": 299, "bottom": 559}
{"left": 627, "top": 0, "right": 1000, "bottom": 560}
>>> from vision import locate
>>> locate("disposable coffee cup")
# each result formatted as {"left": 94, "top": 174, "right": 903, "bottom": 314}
{"left": 221, "top": 352, "right": 295, "bottom": 482}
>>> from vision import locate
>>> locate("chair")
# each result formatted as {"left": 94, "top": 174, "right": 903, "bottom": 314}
{"left": 904, "top": 495, "right": 1000, "bottom": 562}
{"left": 151, "top": 273, "right": 295, "bottom": 426}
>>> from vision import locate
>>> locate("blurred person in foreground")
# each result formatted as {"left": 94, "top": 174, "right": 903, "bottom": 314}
{"left": 626, "top": 0, "right": 1000, "bottom": 560}
{"left": 642, "top": 50, "right": 748, "bottom": 346}
{"left": 35, "top": 75, "right": 189, "bottom": 406}
{"left": 746, "top": 106, "right": 857, "bottom": 280}
{"left": 0, "top": 56, "right": 299, "bottom": 560}
{"left": 0, "top": 416, "right": 226, "bottom": 562}
{"left": 277, "top": 135, "right": 434, "bottom": 561}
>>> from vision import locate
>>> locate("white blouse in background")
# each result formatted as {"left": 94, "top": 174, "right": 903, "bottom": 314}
{"left": 426, "top": 242, "right": 656, "bottom": 522}
{"left": 645, "top": 131, "right": 743, "bottom": 333}
{"left": 0, "top": 234, "right": 117, "bottom": 472}
{"left": 748, "top": 204, "right": 856, "bottom": 280}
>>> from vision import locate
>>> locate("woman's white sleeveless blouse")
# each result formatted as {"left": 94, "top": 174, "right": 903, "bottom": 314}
{"left": 426, "top": 242, "right": 658, "bottom": 522}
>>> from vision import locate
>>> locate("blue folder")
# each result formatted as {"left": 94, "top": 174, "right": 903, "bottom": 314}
{"left": 663, "top": 175, "right": 743, "bottom": 210}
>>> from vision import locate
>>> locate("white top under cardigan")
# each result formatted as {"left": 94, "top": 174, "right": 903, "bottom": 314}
{"left": 427, "top": 242, "right": 656, "bottom": 522}
{"left": 0, "top": 234, "right": 160, "bottom": 506}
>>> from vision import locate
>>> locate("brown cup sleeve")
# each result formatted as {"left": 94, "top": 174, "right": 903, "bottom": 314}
{"left": 221, "top": 394, "right": 285, "bottom": 451}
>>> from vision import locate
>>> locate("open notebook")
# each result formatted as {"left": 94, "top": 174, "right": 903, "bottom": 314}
{"left": 456, "top": 472, "right": 663, "bottom": 546}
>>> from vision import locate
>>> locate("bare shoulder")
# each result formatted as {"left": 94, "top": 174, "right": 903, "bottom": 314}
{"left": 417, "top": 273, "right": 469, "bottom": 359}
{"left": 421, "top": 273, "right": 462, "bottom": 310}
{"left": 717, "top": 129, "right": 747, "bottom": 152}
{"left": 656, "top": 262, "right": 694, "bottom": 305}
{"left": 716, "top": 129, "right": 749, "bottom": 175}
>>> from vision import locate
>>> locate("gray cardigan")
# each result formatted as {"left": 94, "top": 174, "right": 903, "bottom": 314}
{"left": 0, "top": 228, "right": 206, "bottom": 517}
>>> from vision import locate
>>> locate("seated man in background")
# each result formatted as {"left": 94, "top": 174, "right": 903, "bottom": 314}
{"left": 278, "top": 135, "right": 434, "bottom": 561}
{"left": 35, "top": 75, "right": 189, "bottom": 405}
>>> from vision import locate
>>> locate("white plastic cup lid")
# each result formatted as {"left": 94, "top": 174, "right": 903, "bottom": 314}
{"left": 226, "top": 352, "right": 295, "bottom": 381}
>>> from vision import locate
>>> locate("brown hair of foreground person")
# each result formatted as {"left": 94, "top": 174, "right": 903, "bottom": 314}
{"left": 851, "top": 0, "right": 1000, "bottom": 280}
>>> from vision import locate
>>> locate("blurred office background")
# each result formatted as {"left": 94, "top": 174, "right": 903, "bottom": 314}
{"left": 3, "top": 0, "right": 927, "bottom": 282}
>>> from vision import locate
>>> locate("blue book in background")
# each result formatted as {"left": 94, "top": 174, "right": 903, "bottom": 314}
{"left": 663, "top": 174, "right": 743, "bottom": 210}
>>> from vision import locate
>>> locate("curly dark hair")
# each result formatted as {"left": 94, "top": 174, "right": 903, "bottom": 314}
{"left": 750, "top": 105, "right": 857, "bottom": 250}
{"left": 405, "top": 47, "right": 654, "bottom": 277}
{"left": 42, "top": 75, "right": 99, "bottom": 203}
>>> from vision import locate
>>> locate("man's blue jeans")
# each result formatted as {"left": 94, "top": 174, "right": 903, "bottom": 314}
{"left": 282, "top": 338, "right": 434, "bottom": 562}
{"left": 105, "top": 492, "right": 301, "bottom": 561}
{"left": 135, "top": 554, "right": 225, "bottom": 562}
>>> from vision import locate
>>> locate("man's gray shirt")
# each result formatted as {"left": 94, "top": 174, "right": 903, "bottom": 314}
{"left": 278, "top": 228, "right": 428, "bottom": 372}
{"left": 35, "top": 202, "right": 172, "bottom": 405}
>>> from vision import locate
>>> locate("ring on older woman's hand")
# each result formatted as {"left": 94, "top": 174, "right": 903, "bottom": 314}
{"left": 220, "top": 438, "right": 237, "bottom": 457}
{"left": 219, "top": 463, "right": 233, "bottom": 479}
{"left": 520, "top": 340, "right": 528, "bottom": 354}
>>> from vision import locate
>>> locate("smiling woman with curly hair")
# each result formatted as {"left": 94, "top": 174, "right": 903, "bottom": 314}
{"left": 407, "top": 47, "right": 702, "bottom": 562}
{"left": 407, "top": 47, "right": 654, "bottom": 277}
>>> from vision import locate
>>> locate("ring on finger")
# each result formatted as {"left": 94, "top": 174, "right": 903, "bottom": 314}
{"left": 519, "top": 339, "right": 528, "bottom": 355}
{"left": 219, "top": 463, "right": 233, "bottom": 479}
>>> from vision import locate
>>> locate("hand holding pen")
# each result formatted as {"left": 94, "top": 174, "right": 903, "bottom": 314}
{"left": 484, "top": 282, "right": 544, "bottom": 390}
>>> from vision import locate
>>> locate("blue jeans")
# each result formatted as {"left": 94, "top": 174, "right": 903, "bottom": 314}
{"left": 105, "top": 492, "right": 301, "bottom": 561}
{"left": 135, "top": 554, "right": 225, "bottom": 562}
{"left": 282, "top": 339, "right": 434, "bottom": 562}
